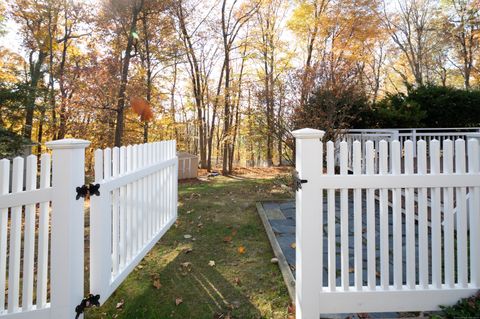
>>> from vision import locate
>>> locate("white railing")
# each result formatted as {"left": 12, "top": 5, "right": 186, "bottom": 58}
{"left": 0, "top": 139, "right": 177, "bottom": 319}
{"left": 345, "top": 127, "right": 480, "bottom": 155}
{"left": 340, "top": 127, "right": 480, "bottom": 171}
{"left": 90, "top": 141, "right": 178, "bottom": 304}
{"left": 293, "top": 128, "right": 480, "bottom": 318}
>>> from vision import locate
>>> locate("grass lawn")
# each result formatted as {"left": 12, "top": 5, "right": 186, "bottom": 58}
{"left": 85, "top": 168, "right": 293, "bottom": 319}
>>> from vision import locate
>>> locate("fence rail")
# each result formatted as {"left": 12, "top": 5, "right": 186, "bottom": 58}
{"left": 293, "top": 128, "right": 480, "bottom": 318}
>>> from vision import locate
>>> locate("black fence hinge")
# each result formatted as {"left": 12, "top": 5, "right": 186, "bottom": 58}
{"left": 292, "top": 170, "right": 308, "bottom": 192}
{"left": 76, "top": 183, "right": 101, "bottom": 200}
{"left": 75, "top": 294, "right": 100, "bottom": 318}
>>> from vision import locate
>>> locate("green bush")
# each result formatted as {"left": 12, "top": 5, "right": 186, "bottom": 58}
{"left": 356, "top": 85, "right": 480, "bottom": 129}
{"left": 432, "top": 291, "right": 480, "bottom": 318}
{"left": 0, "top": 126, "right": 32, "bottom": 158}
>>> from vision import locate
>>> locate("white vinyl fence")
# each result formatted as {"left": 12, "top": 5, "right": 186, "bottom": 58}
{"left": 293, "top": 128, "right": 480, "bottom": 319}
{"left": 0, "top": 139, "right": 177, "bottom": 319}
{"left": 90, "top": 141, "right": 177, "bottom": 303}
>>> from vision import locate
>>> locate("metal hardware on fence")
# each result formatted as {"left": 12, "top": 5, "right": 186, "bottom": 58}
{"left": 76, "top": 183, "right": 100, "bottom": 200}
{"left": 75, "top": 294, "right": 100, "bottom": 319}
{"left": 292, "top": 170, "right": 308, "bottom": 191}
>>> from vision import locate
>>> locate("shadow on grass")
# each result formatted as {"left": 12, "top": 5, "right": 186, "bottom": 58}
{"left": 85, "top": 175, "right": 291, "bottom": 319}
{"left": 86, "top": 250, "right": 262, "bottom": 318}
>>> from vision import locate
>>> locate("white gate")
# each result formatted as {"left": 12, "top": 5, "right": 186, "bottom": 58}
{"left": 293, "top": 128, "right": 480, "bottom": 319}
{"left": 90, "top": 141, "right": 178, "bottom": 303}
{"left": 0, "top": 139, "right": 177, "bottom": 319}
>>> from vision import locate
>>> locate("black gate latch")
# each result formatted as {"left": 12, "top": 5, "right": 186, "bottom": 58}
{"left": 75, "top": 294, "right": 100, "bottom": 318}
{"left": 76, "top": 184, "right": 101, "bottom": 200}
{"left": 292, "top": 171, "right": 308, "bottom": 191}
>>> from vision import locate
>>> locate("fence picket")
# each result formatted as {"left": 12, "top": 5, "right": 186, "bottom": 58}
{"left": 443, "top": 140, "right": 454, "bottom": 288}
{"left": 404, "top": 141, "right": 415, "bottom": 289}
{"left": 119, "top": 146, "right": 127, "bottom": 269}
{"left": 126, "top": 145, "right": 133, "bottom": 262}
{"left": 110, "top": 147, "right": 119, "bottom": 275}
{"left": 468, "top": 138, "right": 480, "bottom": 287}
{"left": 22, "top": 155, "right": 37, "bottom": 310}
{"left": 131, "top": 145, "right": 138, "bottom": 255}
{"left": 326, "top": 141, "right": 336, "bottom": 291}
{"left": 455, "top": 139, "right": 468, "bottom": 287}
{"left": 339, "top": 141, "right": 349, "bottom": 290}
{"left": 379, "top": 140, "right": 389, "bottom": 289}
{"left": 417, "top": 140, "right": 428, "bottom": 288}
{"left": 137, "top": 145, "right": 144, "bottom": 247}
{"left": 353, "top": 141, "right": 363, "bottom": 290}
{"left": 37, "top": 153, "right": 51, "bottom": 308}
{"left": 430, "top": 140, "right": 442, "bottom": 288}
{"left": 0, "top": 159, "right": 9, "bottom": 312}
{"left": 365, "top": 141, "right": 375, "bottom": 290}
{"left": 391, "top": 140, "right": 402, "bottom": 289}
{"left": 8, "top": 157, "right": 24, "bottom": 312}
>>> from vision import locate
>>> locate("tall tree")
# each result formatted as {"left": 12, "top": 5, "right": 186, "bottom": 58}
{"left": 381, "top": 0, "right": 438, "bottom": 87}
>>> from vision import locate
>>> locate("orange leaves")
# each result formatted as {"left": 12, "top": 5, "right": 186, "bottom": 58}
{"left": 130, "top": 96, "right": 153, "bottom": 122}
{"left": 237, "top": 246, "right": 246, "bottom": 254}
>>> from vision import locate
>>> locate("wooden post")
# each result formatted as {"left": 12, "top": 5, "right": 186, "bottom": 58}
{"left": 292, "top": 128, "right": 325, "bottom": 319}
{"left": 46, "top": 138, "right": 90, "bottom": 319}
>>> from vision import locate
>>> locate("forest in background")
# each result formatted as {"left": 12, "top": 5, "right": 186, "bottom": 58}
{"left": 1, "top": 0, "right": 480, "bottom": 173}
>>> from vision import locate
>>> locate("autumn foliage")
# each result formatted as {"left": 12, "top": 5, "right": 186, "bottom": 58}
{"left": 130, "top": 96, "right": 154, "bottom": 122}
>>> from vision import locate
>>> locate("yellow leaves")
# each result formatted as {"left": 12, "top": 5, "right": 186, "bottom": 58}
{"left": 290, "top": 242, "right": 296, "bottom": 249}
{"left": 237, "top": 246, "right": 246, "bottom": 254}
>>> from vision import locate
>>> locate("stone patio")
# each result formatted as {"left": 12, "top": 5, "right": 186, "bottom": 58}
{"left": 258, "top": 197, "right": 432, "bottom": 318}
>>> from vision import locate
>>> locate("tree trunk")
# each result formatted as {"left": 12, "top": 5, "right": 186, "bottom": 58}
{"left": 24, "top": 51, "right": 46, "bottom": 140}
{"left": 114, "top": 0, "right": 143, "bottom": 147}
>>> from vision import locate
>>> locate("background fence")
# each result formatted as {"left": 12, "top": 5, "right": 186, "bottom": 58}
{"left": 0, "top": 139, "right": 177, "bottom": 319}
{"left": 293, "top": 128, "right": 480, "bottom": 318}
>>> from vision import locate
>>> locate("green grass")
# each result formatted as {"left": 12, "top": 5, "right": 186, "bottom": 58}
{"left": 85, "top": 174, "right": 293, "bottom": 319}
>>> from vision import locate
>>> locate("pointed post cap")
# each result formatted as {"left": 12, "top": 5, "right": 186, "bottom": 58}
{"left": 46, "top": 138, "right": 91, "bottom": 150}
{"left": 291, "top": 128, "right": 325, "bottom": 139}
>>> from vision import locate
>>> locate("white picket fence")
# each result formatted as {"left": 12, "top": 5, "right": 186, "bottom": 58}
{"left": 293, "top": 128, "right": 480, "bottom": 318}
{"left": 90, "top": 141, "right": 177, "bottom": 303}
{"left": 0, "top": 139, "right": 177, "bottom": 319}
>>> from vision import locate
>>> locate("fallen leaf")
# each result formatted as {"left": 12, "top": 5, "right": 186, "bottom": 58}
{"left": 287, "top": 302, "right": 295, "bottom": 318}
{"left": 271, "top": 257, "right": 279, "bottom": 264}
{"left": 180, "top": 262, "right": 192, "bottom": 272}
{"left": 290, "top": 242, "right": 296, "bottom": 249}
{"left": 234, "top": 277, "right": 241, "bottom": 286}
{"left": 184, "top": 248, "right": 193, "bottom": 254}
{"left": 116, "top": 299, "right": 124, "bottom": 309}
{"left": 223, "top": 236, "right": 232, "bottom": 243}
{"left": 237, "top": 246, "right": 246, "bottom": 254}
{"left": 153, "top": 278, "right": 162, "bottom": 289}
{"left": 231, "top": 229, "right": 238, "bottom": 236}
{"left": 208, "top": 260, "right": 216, "bottom": 267}
{"left": 175, "top": 297, "right": 183, "bottom": 306}
{"left": 184, "top": 234, "right": 192, "bottom": 239}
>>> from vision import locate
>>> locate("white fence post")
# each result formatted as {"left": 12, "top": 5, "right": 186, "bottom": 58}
{"left": 46, "top": 139, "right": 90, "bottom": 319}
{"left": 292, "top": 128, "right": 325, "bottom": 319}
